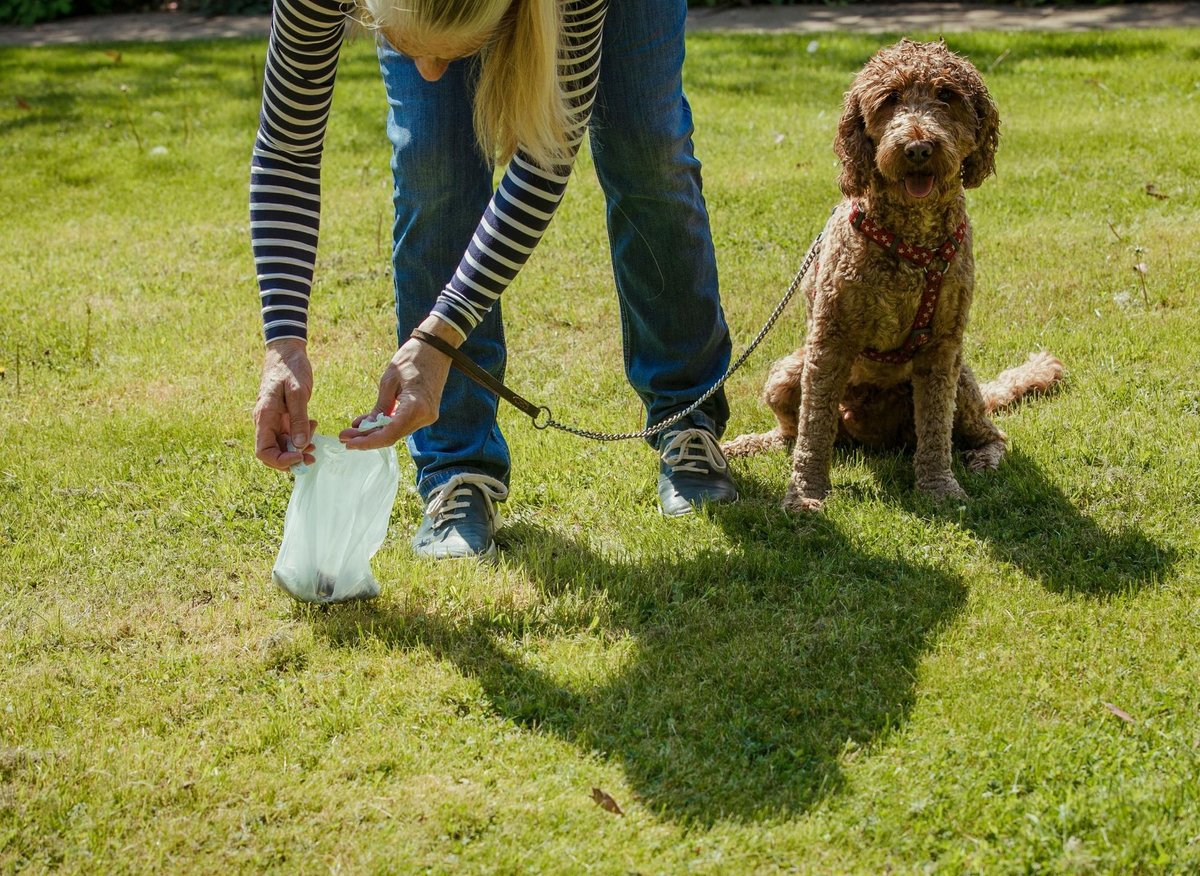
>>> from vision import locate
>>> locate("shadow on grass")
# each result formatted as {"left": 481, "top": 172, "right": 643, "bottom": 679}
{"left": 304, "top": 430, "right": 1171, "bottom": 823}
{"left": 308, "top": 478, "right": 966, "bottom": 825}
{"left": 855, "top": 445, "right": 1175, "bottom": 596}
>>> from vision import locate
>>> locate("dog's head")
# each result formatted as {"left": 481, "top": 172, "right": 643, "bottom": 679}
{"left": 834, "top": 39, "right": 1000, "bottom": 201}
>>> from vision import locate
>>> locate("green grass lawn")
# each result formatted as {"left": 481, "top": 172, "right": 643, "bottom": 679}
{"left": 2, "top": 26, "right": 1199, "bottom": 874}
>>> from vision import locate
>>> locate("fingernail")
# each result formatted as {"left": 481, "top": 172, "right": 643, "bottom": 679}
{"left": 294, "top": 433, "right": 307, "bottom": 448}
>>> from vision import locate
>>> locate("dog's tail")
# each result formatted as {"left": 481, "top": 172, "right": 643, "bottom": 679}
{"left": 980, "top": 351, "right": 1065, "bottom": 414}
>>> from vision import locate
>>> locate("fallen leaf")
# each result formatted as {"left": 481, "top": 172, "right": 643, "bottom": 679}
{"left": 1103, "top": 702, "right": 1134, "bottom": 724}
{"left": 103, "top": 50, "right": 122, "bottom": 64}
{"left": 591, "top": 787, "right": 624, "bottom": 816}
{"left": 1144, "top": 183, "right": 1169, "bottom": 200}
{"left": 15, "top": 97, "right": 31, "bottom": 110}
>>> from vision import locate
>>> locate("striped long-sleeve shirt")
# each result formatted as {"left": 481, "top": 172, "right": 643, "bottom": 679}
{"left": 251, "top": 0, "right": 607, "bottom": 344}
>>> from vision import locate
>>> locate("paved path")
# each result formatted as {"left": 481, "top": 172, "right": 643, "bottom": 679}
{"left": 2, "top": 2, "right": 1198, "bottom": 47}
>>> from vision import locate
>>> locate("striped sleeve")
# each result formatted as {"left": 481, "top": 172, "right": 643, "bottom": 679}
{"left": 430, "top": 0, "right": 607, "bottom": 338}
{"left": 250, "top": 0, "right": 347, "bottom": 344}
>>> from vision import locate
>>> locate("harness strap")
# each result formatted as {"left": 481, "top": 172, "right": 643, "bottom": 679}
{"left": 850, "top": 200, "right": 967, "bottom": 364}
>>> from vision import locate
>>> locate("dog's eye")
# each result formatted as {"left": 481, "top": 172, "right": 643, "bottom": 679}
{"left": 937, "top": 87, "right": 956, "bottom": 103}
{"left": 883, "top": 90, "right": 900, "bottom": 105}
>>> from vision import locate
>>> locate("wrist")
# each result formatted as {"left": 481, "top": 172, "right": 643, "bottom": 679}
{"left": 417, "top": 314, "right": 466, "bottom": 348}
{"left": 267, "top": 337, "right": 308, "bottom": 355}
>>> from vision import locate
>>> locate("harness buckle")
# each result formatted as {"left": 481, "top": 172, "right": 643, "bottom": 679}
{"left": 849, "top": 201, "right": 866, "bottom": 230}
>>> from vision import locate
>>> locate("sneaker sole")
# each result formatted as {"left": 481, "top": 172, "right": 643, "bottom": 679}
{"left": 412, "top": 540, "right": 499, "bottom": 564}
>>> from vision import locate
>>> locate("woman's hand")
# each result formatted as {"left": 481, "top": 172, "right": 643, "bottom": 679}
{"left": 254, "top": 338, "right": 317, "bottom": 471}
{"left": 339, "top": 316, "right": 459, "bottom": 450}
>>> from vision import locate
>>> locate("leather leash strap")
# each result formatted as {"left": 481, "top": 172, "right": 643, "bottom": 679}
{"left": 411, "top": 328, "right": 550, "bottom": 426}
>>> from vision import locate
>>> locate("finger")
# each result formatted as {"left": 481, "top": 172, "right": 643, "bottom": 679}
{"left": 297, "top": 427, "right": 316, "bottom": 465}
{"left": 350, "top": 410, "right": 380, "bottom": 430}
{"left": 276, "top": 422, "right": 308, "bottom": 468}
{"left": 340, "top": 409, "right": 396, "bottom": 444}
{"left": 256, "top": 428, "right": 302, "bottom": 471}
{"left": 283, "top": 434, "right": 312, "bottom": 470}
{"left": 285, "top": 383, "right": 311, "bottom": 450}
{"left": 254, "top": 403, "right": 302, "bottom": 471}
{"left": 342, "top": 418, "right": 411, "bottom": 450}
{"left": 256, "top": 445, "right": 294, "bottom": 471}
{"left": 338, "top": 424, "right": 377, "bottom": 444}
{"left": 374, "top": 378, "right": 399, "bottom": 421}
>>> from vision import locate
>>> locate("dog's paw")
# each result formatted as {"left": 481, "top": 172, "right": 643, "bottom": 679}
{"left": 782, "top": 480, "right": 828, "bottom": 513}
{"left": 782, "top": 494, "right": 825, "bottom": 513}
{"left": 721, "top": 429, "right": 792, "bottom": 458}
{"left": 964, "top": 440, "right": 1006, "bottom": 472}
{"left": 918, "top": 475, "right": 968, "bottom": 502}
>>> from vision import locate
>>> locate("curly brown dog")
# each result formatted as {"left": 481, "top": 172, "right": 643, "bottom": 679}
{"left": 723, "top": 39, "right": 1063, "bottom": 511}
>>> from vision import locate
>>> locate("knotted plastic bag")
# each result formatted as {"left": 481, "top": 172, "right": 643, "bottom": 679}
{"left": 272, "top": 422, "right": 400, "bottom": 604}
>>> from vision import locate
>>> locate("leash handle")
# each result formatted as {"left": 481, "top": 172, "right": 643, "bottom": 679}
{"left": 410, "top": 329, "right": 551, "bottom": 427}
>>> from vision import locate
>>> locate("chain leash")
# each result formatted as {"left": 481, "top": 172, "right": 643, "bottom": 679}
{"left": 539, "top": 232, "right": 822, "bottom": 441}
{"left": 412, "top": 231, "right": 823, "bottom": 443}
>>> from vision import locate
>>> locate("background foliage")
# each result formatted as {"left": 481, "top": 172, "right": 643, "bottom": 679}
{"left": 1, "top": 0, "right": 1150, "bottom": 29}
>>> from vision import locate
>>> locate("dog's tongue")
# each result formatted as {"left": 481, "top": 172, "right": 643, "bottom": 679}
{"left": 905, "top": 174, "right": 935, "bottom": 199}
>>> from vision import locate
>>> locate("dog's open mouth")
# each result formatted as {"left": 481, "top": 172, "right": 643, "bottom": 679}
{"left": 904, "top": 174, "right": 936, "bottom": 199}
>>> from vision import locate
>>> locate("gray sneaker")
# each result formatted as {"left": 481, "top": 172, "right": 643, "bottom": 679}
{"left": 412, "top": 473, "right": 508, "bottom": 561}
{"left": 657, "top": 427, "right": 739, "bottom": 517}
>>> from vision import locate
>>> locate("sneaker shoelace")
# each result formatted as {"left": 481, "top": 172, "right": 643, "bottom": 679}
{"left": 659, "top": 428, "right": 728, "bottom": 475}
{"left": 424, "top": 473, "right": 509, "bottom": 531}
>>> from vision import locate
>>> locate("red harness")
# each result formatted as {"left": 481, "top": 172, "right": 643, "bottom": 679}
{"left": 849, "top": 200, "right": 968, "bottom": 365}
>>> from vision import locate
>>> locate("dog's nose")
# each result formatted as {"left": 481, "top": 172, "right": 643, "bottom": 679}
{"left": 905, "top": 140, "right": 933, "bottom": 164}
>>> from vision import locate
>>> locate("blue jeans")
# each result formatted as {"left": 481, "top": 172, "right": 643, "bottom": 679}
{"left": 378, "top": 0, "right": 730, "bottom": 499}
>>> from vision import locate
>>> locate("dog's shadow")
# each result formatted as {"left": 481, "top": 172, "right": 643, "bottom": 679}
{"left": 308, "top": 499, "right": 966, "bottom": 825}
{"left": 850, "top": 444, "right": 1174, "bottom": 595}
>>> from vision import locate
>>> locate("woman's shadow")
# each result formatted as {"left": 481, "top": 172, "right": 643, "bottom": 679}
{"left": 305, "top": 440, "right": 1172, "bottom": 824}
{"left": 307, "top": 470, "right": 971, "bottom": 824}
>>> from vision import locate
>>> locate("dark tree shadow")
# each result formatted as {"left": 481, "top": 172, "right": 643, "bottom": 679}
{"left": 306, "top": 473, "right": 966, "bottom": 824}
{"left": 851, "top": 445, "right": 1175, "bottom": 596}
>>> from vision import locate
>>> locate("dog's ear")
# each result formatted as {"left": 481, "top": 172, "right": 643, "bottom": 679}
{"left": 835, "top": 89, "right": 874, "bottom": 198}
{"left": 961, "top": 86, "right": 1000, "bottom": 189}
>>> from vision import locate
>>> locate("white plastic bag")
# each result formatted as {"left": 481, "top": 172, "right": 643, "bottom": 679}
{"left": 272, "top": 425, "right": 400, "bottom": 604}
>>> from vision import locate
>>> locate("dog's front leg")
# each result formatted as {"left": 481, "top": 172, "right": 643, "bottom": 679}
{"left": 911, "top": 342, "right": 968, "bottom": 501}
{"left": 783, "top": 336, "right": 855, "bottom": 512}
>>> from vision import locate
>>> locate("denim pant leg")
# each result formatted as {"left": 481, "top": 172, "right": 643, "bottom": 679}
{"left": 378, "top": 42, "right": 511, "bottom": 498}
{"left": 589, "top": 0, "right": 732, "bottom": 444}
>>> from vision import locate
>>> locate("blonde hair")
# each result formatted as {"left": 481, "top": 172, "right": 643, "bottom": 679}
{"left": 359, "top": 0, "right": 572, "bottom": 169}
